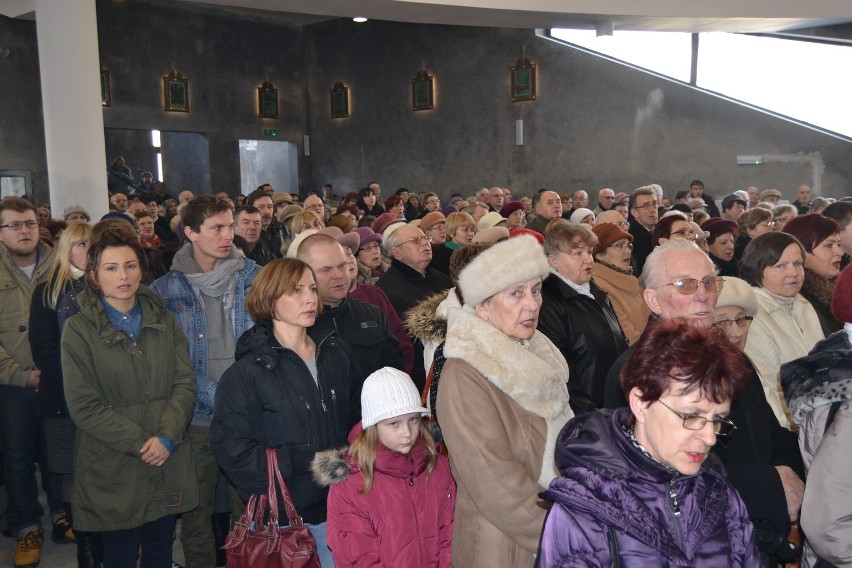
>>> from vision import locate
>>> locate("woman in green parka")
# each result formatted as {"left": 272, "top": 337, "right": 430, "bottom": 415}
{"left": 61, "top": 225, "right": 197, "bottom": 568}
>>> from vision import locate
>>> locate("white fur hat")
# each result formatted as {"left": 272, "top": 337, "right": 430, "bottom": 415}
{"left": 716, "top": 276, "right": 758, "bottom": 317}
{"left": 361, "top": 367, "right": 429, "bottom": 429}
{"left": 286, "top": 229, "right": 318, "bottom": 259}
{"left": 457, "top": 234, "right": 549, "bottom": 308}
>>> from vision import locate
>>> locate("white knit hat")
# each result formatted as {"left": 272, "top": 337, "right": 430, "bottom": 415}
{"left": 457, "top": 234, "right": 549, "bottom": 308}
{"left": 286, "top": 229, "right": 318, "bottom": 258}
{"left": 361, "top": 367, "right": 429, "bottom": 429}
{"left": 569, "top": 208, "right": 595, "bottom": 225}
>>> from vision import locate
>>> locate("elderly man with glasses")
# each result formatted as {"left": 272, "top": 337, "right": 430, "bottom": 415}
{"left": 377, "top": 224, "right": 452, "bottom": 390}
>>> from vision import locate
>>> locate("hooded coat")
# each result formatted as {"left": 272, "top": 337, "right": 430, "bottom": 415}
{"left": 60, "top": 286, "right": 198, "bottom": 531}
{"left": 436, "top": 306, "right": 573, "bottom": 568}
{"left": 781, "top": 328, "right": 852, "bottom": 567}
{"left": 313, "top": 434, "right": 455, "bottom": 567}
{"left": 538, "top": 408, "right": 761, "bottom": 567}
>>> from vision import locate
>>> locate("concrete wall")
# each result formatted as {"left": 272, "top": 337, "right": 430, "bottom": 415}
{"left": 3, "top": 3, "right": 851, "bottom": 206}
{"left": 95, "top": 0, "right": 306, "bottom": 197}
{"left": 0, "top": 16, "right": 48, "bottom": 201}
{"left": 303, "top": 19, "right": 852, "bottom": 201}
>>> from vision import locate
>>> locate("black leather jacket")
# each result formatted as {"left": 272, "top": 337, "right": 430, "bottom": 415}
{"left": 210, "top": 320, "right": 361, "bottom": 524}
{"left": 537, "top": 274, "right": 628, "bottom": 413}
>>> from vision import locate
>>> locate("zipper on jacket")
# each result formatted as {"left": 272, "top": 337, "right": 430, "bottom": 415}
{"left": 668, "top": 479, "right": 684, "bottom": 550}
{"left": 408, "top": 471, "right": 414, "bottom": 487}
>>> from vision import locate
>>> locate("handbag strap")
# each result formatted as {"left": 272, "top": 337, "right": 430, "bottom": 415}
{"left": 266, "top": 447, "right": 305, "bottom": 528}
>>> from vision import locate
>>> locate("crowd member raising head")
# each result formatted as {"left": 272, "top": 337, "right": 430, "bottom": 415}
{"left": 783, "top": 214, "right": 844, "bottom": 335}
{"left": 436, "top": 235, "right": 573, "bottom": 567}
{"left": 429, "top": 211, "right": 476, "bottom": 278}
{"left": 538, "top": 321, "right": 760, "bottom": 566}
{"left": 210, "top": 258, "right": 362, "bottom": 566}
{"left": 822, "top": 201, "right": 852, "bottom": 270}
{"left": 773, "top": 204, "right": 798, "bottom": 233}
{"left": 383, "top": 195, "right": 405, "bottom": 220}
{"left": 61, "top": 225, "right": 198, "bottom": 567}
{"left": 356, "top": 186, "right": 384, "bottom": 218}
{"left": 735, "top": 206, "right": 775, "bottom": 260}
{"left": 781, "top": 265, "right": 852, "bottom": 568}
{"left": 711, "top": 277, "right": 805, "bottom": 566}
{"left": 591, "top": 222, "right": 649, "bottom": 344}
{"left": 538, "top": 220, "right": 627, "bottom": 412}
{"left": 316, "top": 367, "right": 455, "bottom": 567}
{"left": 702, "top": 218, "right": 739, "bottom": 276}
{"left": 740, "top": 232, "right": 824, "bottom": 429}
{"left": 353, "top": 227, "right": 388, "bottom": 284}
{"left": 651, "top": 213, "right": 695, "bottom": 247}
{"left": 421, "top": 193, "right": 441, "bottom": 214}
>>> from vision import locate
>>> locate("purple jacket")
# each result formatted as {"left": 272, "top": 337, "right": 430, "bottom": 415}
{"left": 538, "top": 409, "right": 760, "bottom": 567}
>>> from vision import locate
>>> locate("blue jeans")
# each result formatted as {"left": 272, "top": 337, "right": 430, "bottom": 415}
{"left": 102, "top": 514, "right": 175, "bottom": 568}
{"left": 307, "top": 522, "right": 335, "bottom": 567}
{"left": 0, "top": 385, "right": 59, "bottom": 532}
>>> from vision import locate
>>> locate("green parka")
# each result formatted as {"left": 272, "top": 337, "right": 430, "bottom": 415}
{"left": 61, "top": 285, "right": 198, "bottom": 531}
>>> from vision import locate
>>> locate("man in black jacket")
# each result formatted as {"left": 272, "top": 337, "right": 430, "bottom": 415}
{"left": 627, "top": 186, "right": 658, "bottom": 274}
{"left": 297, "top": 234, "right": 404, "bottom": 381}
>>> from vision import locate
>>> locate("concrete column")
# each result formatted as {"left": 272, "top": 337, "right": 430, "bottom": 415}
{"left": 35, "top": 0, "right": 108, "bottom": 220}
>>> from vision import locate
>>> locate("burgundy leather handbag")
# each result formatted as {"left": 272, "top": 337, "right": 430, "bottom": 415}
{"left": 222, "top": 448, "right": 321, "bottom": 568}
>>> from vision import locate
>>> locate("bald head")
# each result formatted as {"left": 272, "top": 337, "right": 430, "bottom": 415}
{"left": 595, "top": 210, "right": 628, "bottom": 229}
{"left": 297, "top": 234, "right": 350, "bottom": 307}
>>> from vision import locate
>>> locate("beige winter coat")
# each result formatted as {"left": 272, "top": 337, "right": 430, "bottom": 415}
{"left": 436, "top": 306, "right": 573, "bottom": 568}
{"left": 744, "top": 287, "right": 824, "bottom": 429}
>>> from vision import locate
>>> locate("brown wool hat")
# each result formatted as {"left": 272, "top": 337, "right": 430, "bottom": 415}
{"left": 420, "top": 211, "right": 447, "bottom": 231}
{"left": 591, "top": 222, "right": 633, "bottom": 256}
{"left": 760, "top": 188, "right": 782, "bottom": 201}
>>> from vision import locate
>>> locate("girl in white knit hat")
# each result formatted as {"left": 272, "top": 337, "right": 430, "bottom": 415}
{"left": 313, "top": 367, "right": 456, "bottom": 567}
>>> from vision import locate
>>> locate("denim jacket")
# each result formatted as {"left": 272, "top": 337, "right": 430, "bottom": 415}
{"left": 150, "top": 260, "right": 259, "bottom": 423}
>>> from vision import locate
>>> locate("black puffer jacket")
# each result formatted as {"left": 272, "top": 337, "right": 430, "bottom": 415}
{"left": 210, "top": 320, "right": 361, "bottom": 524}
{"left": 538, "top": 274, "right": 628, "bottom": 413}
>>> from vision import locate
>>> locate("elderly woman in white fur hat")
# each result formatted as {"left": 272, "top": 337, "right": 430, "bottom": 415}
{"left": 435, "top": 234, "right": 573, "bottom": 568}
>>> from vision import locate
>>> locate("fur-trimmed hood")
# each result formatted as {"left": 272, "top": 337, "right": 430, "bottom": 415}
{"left": 404, "top": 290, "right": 451, "bottom": 342}
{"left": 311, "top": 447, "right": 350, "bottom": 487}
{"left": 443, "top": 305, "right": 574, "bottom": 486}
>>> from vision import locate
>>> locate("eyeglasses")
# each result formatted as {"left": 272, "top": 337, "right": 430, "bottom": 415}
{"left": 669, "top": 228, "right": 697, "bottom": 242}
{"left": 394, "top": 235, "right": 432, "bottom": 248}
{"left": 0, "top": 220, "right": 39, "bottom": 231}
{"left": 359, "top": 243, "right": 381, "bottom": 252}
{"left": 712, "top": 316, "right": 753, "bottom": 329}
{"left": 658, "top": 276, "right": 724, "bottom": 295}
{"left": 759, "top": 221, "right": 776, "bottom": 228}
{"left": 457, "top": 226, "right": 477, "bottom": 234}
{"left": 633, "top": 201, "right": 658, "bottom": 211}
{"left": 657, "top": 400, "right": 737, "bottom": 436}
{"left": 609, "top": 242, "right": 633, "bottom": 250}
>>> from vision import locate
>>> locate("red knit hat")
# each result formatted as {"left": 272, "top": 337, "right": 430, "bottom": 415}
{"left": 831, "top": 265, "right": 852, "bottom": 324}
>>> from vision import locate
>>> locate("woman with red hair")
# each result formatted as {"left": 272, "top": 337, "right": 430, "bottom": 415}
{"left": 539, "top": 320, "right": 760, "bottom": 566}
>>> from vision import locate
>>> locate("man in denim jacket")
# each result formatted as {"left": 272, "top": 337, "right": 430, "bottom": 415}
{"left": 151, "top": 196, "right": 259, "bottom": 568}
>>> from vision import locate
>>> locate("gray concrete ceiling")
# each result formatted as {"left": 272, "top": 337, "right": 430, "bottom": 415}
{"left": 3, "top": 0, "right": 852, "bottom": 33}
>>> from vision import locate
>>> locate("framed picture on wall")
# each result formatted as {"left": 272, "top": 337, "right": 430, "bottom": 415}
{"left": 511, "top": 57, "right": 536, "bottom": 102}
{"left": 101, "top": 69, "right": 111, "bottom": 107}
{"left": 163, "top": 70, "right": 189, "bottom": 112}
{"left": 258, "top": 82, "right": 278, "bottom": 119}
{"left": 330, "top": 81, "right": 350, "bottom": 119}
{"left": 412, "top": 70, "right": 434, "bottom": 111}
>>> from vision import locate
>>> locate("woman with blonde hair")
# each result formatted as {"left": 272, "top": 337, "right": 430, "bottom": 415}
{"left": 430, "top": 212, "right": 476, "bottom": 278}
{"left": 29, "top": 223, "right": 94, "bottom": 565}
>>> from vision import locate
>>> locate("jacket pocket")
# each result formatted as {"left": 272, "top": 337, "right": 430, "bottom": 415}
{"left": 261, "top": 395, "right": 315, "bottom": 447}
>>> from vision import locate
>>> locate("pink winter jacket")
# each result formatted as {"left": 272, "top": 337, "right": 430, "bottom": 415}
{"left": 315, "top": 434, "right": 455, "bottom": 567}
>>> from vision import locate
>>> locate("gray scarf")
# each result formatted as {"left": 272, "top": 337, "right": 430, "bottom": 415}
{"left": 172, "top": 243, "right": 245, "bottom": 324}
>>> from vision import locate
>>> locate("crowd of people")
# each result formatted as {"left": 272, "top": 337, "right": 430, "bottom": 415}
{"left": 0, "top": 176, "right": 850, "bottom": 568}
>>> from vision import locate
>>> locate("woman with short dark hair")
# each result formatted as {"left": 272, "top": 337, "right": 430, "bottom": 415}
{"left": 210, "top": 258, "right": 361, "bottom": 566}
{"left": 538, "top": 321, "right": 761, "bottom": 566}
{"left": 784, "top": 214, "right": 844, "bottom": 335}
{"left": 740, "top": 232, "right": 824, "bottom": 429}
{"left": 538, "top": 220, "right": 628, "bottom": 412}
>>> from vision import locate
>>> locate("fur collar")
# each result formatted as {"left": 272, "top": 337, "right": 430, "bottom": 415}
{"left": 311, "top": 447, "right": 349, "bottom": 487}
{"left": 444, "top": 306, "right": 574, "bottom": 486}
{"left": 404, "top": 290, "right": 451, "bottom": 342}
{"left": 802, "top": 267, "right": 837, "bottom": 311}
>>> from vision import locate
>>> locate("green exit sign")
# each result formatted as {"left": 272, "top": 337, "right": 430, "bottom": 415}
{"left": 263, "top": 129, "right": 278, "bottom": 137}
